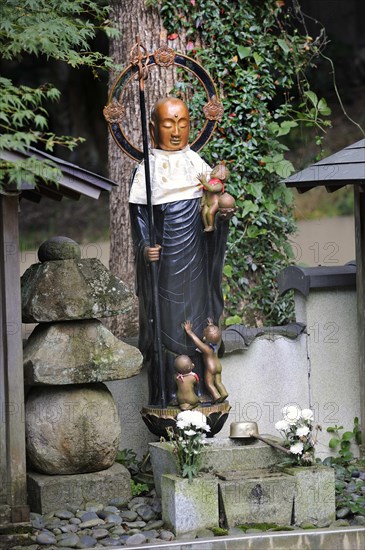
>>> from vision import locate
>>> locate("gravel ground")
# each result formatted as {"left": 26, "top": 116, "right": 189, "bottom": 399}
{"left": 3, "top": 479, "right": 365, "bottom": 550}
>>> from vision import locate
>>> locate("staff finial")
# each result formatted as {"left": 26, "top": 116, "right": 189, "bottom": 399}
{"left": 130, "top": 35, "right": 150, "bottom": 86}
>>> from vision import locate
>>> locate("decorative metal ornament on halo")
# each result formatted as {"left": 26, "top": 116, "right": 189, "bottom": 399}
{"left": 104, "top": 44, "right": 224, "bottom": 162}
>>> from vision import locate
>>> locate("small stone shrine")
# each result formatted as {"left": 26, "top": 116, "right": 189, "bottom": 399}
{"left": 22, "top": 236, "right": 143, "bottom": 513}
{"left": 150, "top": 438, "right": 336, "bottom": 537}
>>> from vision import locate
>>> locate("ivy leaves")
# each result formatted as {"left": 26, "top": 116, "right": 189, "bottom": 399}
{"left": 237, "top": 46, "right": 252, "bottom": 60}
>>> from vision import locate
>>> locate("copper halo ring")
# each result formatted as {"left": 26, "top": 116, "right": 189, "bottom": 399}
{"left": 106, "top": 49, "right": 223, "bottom": 162}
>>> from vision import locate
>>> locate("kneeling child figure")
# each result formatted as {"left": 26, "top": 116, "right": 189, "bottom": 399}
{"left": 174, "top": 354, "right": 200, "bottom": 411}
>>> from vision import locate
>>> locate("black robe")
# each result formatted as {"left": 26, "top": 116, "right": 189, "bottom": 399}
{"left": 130, "top": 198, "right": 229, "bottom": 406}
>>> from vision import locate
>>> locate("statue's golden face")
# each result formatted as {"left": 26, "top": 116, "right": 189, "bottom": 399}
{"left": 150, "top": 99, "right": 190, "bottom": 151}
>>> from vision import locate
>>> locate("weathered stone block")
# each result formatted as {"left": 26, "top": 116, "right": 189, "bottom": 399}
{"left": 0, "top": 504, "right": 11, "bottom": 525}
{"left": 285, "top": 466, "right": 336, "bottom": 526}
{"left": 21, "top": 258, "right": 132, "bottom": 322}
{"left": 150, "top": 439, "right": 282, "bottom": 496}
{"left": 23, "top": 320, "right": 142, "bottom": 385}
{"left": 219, "top": 469, "right": 296, "bottom": 527}
{"left": 161, "top": 474, "right": 218, "bottom": 536}
{"left": 27, "top": 463, "right": 131, "bottom": 515}
{"left": 26, "top": 383, "right": 121, "bottom": 474}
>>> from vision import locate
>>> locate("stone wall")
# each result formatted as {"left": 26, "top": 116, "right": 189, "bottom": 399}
{"left": 295, "top": 287, "right": 360, "bottom": 458}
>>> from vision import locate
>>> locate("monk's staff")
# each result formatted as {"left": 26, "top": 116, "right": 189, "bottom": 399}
{"left": 130, "top": 37, "right": 166, "bottom": 408}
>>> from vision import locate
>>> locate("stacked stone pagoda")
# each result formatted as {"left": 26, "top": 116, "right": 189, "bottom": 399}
{"left": 21, "top": 237, "right": 143, "bottom": 513}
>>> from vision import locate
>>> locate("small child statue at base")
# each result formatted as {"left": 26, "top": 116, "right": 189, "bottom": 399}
{"left": 174, "top": 354, "right": 200, "bottom": 410}
{"left": 183, "top": 319, "right": 229, "bottom": 403}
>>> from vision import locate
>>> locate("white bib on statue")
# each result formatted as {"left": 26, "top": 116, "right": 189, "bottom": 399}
{"left": 128, "top": 146, "right": 211, "bottom": 205}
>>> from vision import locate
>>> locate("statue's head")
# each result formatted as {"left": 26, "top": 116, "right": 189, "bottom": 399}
{"left": 150, "top": 97, "right": 190, "bottom": 151}
{"left": 203, "top": 319, "right": 221, "bottom": 345}
{"left": 174, "top": 354, "right": 194, "bottom": 374}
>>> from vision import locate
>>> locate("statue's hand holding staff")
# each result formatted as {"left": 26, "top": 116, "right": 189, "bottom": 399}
{"left": 144, "top": 244, "right": 161, "bottom": 262}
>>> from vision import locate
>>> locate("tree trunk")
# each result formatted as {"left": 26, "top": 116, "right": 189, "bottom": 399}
{"left": 108, "top": 0, "right": 186, "bottom": 337}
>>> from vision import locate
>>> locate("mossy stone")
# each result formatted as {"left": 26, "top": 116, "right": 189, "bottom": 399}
{"left": 38, "top": 236, "right": 81, "bottom": 262}
{"left": 23, "top": 320, "right": 142, "bottom": 385}
{"left": 25, "top": 383, "right": 121, "bottom": 474}
{"left": 21, "top": 258, "right": 132, "bottom": 322}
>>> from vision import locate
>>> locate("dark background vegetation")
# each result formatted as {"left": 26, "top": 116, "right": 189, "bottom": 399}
{"left": 1, "top": 0, "right": 364, "bottom": 248}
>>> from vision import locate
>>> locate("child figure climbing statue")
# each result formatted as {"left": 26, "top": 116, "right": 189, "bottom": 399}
{"left": 183, "top": 319, "right": 229, "bottom": 403}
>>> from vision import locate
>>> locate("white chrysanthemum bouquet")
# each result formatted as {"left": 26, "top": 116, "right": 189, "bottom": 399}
{"left": 167, "top": 410, "right": 210, "bottom": 482}
{"left": 275, "top": 406, "right": 320, "bottom": 466}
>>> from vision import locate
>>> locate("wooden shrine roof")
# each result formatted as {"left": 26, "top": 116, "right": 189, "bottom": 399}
{"left": 283, "top": 138, "right": 365, "bottom": 193}
{"left": 1, "top": 146, "right": 117, "bottom": 202}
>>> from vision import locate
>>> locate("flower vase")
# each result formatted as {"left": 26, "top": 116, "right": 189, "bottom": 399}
{"left": 161, "top": 473, "right": 219, "bottom": 536}
{"left": 285, "top": 465, "right": 336, "bottom": 526}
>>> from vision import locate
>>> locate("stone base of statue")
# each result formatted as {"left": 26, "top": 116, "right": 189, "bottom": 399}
{"left": 141, "top": 401, "right": 231, "bottom": 438}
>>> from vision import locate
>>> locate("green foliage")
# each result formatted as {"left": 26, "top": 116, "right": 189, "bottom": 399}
{"left": 238, "top": 522, "right": 295, "bottom": 532}
{"left": 116, "top": 449, "right": 155, "bottom": 492}
{"left": 210, "top": 527, "right": 229, "bottom": 536}
{"left": 131, "top": 480, "right": 149, "bottom": 496}
{"left": 325, "top": 418, "right": 362, "bottom": 466}
{"left": 149, "top": 0, "right": 330, "bottom": 325}
{"left": 294, "top": 185, "right": 354, "bottom": 220}
{"left": 115, "top": 448, "right": 139, "bottom": 470}
{"left": 0, "top": 0, "right": 117, "bottom": 66}
{"left": 323, "top": 418, "right": 365, "bottom": 517}
{"left": 0, "top": 0, "right": 118, "bottom": 190}
{"left": 334, "top": 469, "right": 365, "bottom": 517}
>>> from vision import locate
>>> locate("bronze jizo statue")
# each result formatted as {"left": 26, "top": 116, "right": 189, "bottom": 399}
{"left": 129, "top": 97, "right": 231, "bottom": 409}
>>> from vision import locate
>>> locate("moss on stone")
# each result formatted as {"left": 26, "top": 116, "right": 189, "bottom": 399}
{"left": 237, "top": 522, "right": 293, "bottom": 532}
{"left": 21, "top": 258, "right": 132, "bottom": 322}
{"left": 211, "top": 527, "right": 229, "bottom": 536}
